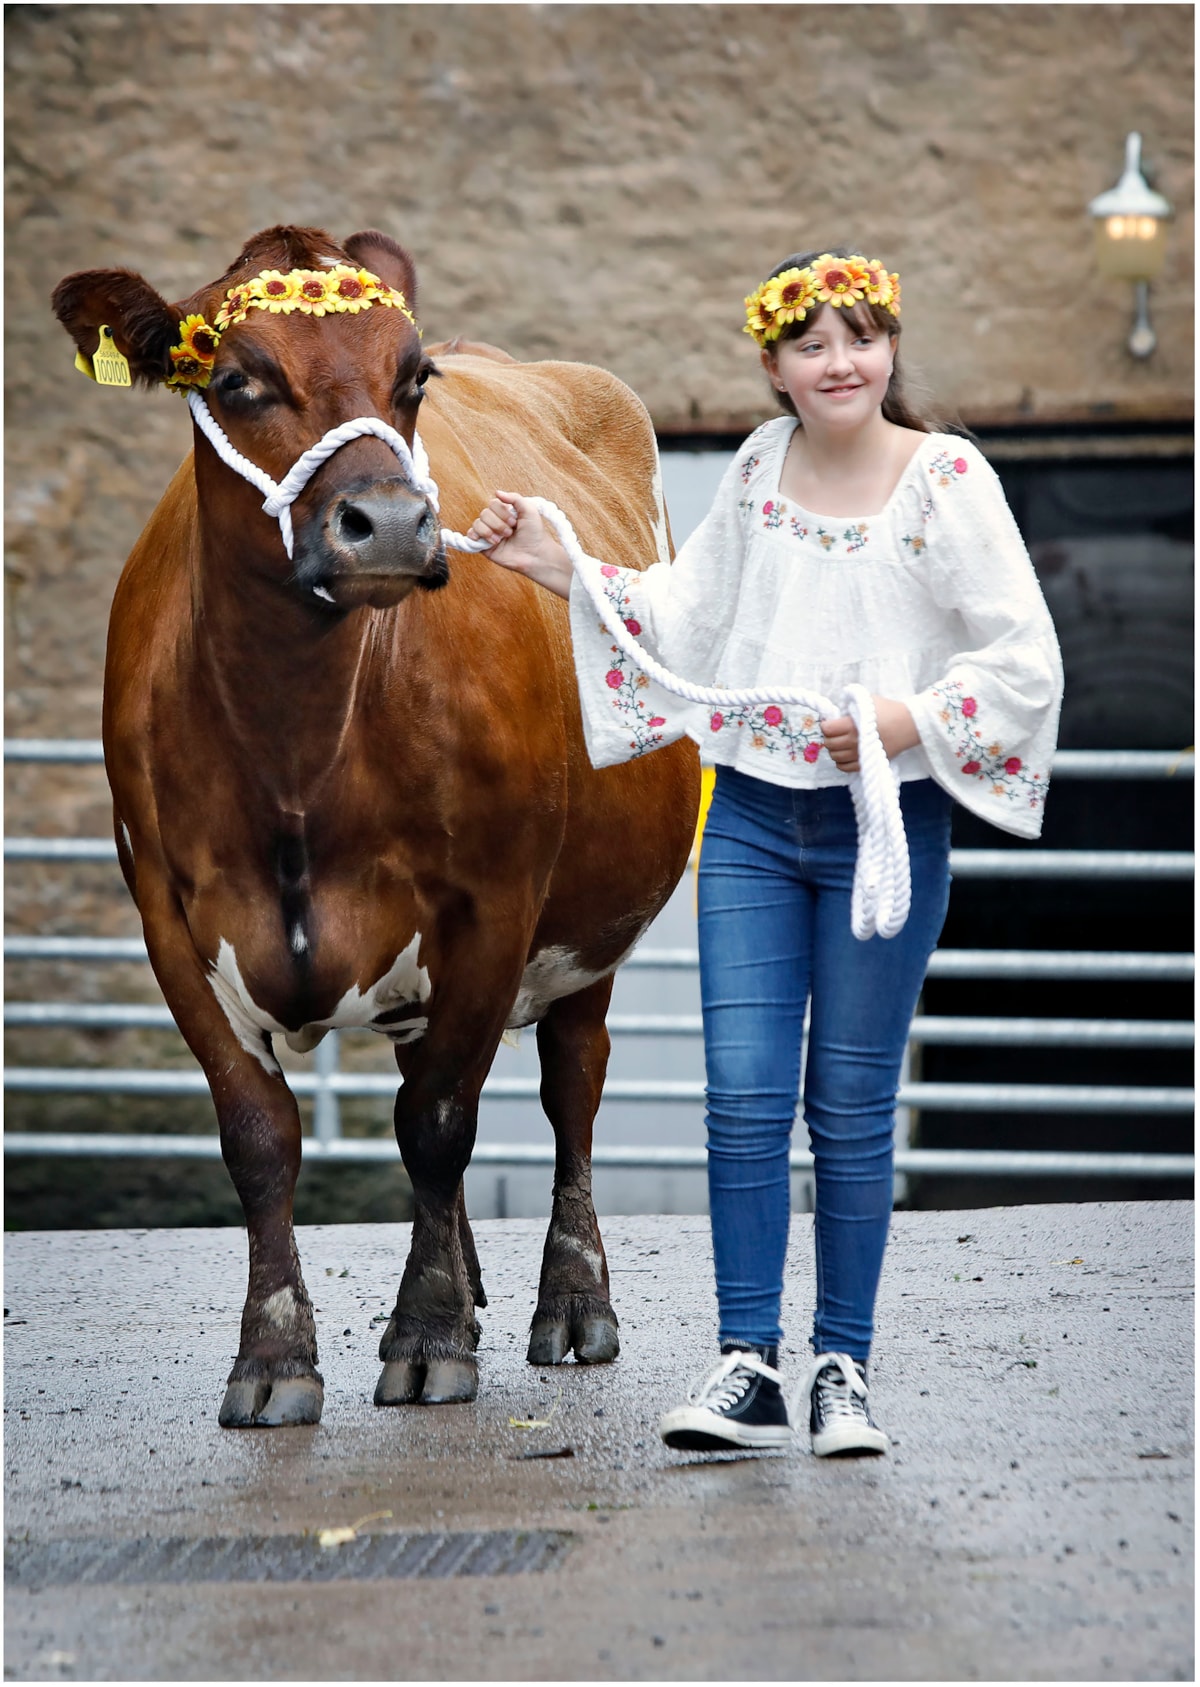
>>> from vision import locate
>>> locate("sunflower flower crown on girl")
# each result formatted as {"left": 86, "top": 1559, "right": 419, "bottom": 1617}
{"left": 164, "top": 264, "right": 419, "bottom": 390}
{"left": 743, "top": 253, "right": 901, "bottom": 346}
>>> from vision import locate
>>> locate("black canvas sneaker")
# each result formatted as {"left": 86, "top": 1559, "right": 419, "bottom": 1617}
{"left": 659, "top": 1345, "right": 793, "bottom": 1451}
{"left": 804, "top": 1351, "right": 890, "bottom": 1456}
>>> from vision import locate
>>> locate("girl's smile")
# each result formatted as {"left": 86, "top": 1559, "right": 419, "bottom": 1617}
{"left": 763, "top": 306, "right": 895, "bottom": 430}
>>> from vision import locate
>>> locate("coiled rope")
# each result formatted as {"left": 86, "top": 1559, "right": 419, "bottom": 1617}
{"left": 186, "top": 393, "right": 911, "bottom": 938}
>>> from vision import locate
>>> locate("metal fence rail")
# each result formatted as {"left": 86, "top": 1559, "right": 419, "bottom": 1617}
{"left": 3, "top": 1131, "right": 1191, "bottom": 1180}
{"left": 5, "top": 835, "right": 1194, "bottom": 877}
{"left": 4, "top": 935, "right": 1195, "bottom": 981}
{"left": 7, "top": 743, "right": 1194, "bottom": 777}
{"left": 5, "top": 741, "right": 1195, "bottom": 1182}
{"left": 6, "top": 1001, "right": 1194, "bottom": 1048}
{"left": 4, "top": 1063, "right": 1192, "bottom": 1115}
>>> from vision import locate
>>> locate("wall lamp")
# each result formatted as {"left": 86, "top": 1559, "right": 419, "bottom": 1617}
{"left": 1088, "top": 132, "right": 1174, "bottom": 358}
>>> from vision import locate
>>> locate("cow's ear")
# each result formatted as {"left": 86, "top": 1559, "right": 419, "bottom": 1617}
{"left": 51, "top": 268, "right": 179, "bottom": 388}
{"left": 342, "top": 232, "right": 419, "bottom": 312}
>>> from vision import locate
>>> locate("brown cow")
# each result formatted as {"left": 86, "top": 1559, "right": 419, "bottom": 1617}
{"left": 52, "top": 226, "right": 698, "bottom": 1426}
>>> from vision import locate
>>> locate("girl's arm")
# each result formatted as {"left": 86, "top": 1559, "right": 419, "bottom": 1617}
{"left": 899, "top": 440, "right": 1064, "bottom": 837}
{"left": 467, "top": 492, "right": 574, "bottom": 598}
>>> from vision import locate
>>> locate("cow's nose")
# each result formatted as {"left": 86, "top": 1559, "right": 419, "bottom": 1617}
{"left": 330, "top": 491, "right": 437, "bottom": 563}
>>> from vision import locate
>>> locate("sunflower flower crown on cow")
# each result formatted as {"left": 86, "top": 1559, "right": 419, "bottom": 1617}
{"left": 121, "top": 264, "right": 418, "bottom": 392}
{"left": 743, "top": 253, "right": 901, "bottom": 346}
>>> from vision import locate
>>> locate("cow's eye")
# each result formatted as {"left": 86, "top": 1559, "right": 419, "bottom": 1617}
{"left": 212, "top": 369, "right": 260, "bottom": 405}
{"left": 413, "top": 358, "right": 439, "bottom": 402}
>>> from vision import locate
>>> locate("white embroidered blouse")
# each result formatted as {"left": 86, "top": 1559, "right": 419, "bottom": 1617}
{"left": 567, "top": 417, "right": 1064, "bottom": 839}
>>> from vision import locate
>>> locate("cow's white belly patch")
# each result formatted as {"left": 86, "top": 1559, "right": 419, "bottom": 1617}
{"left": 208, "top": 934, "right": 433, "bottom": 1069}
{"left": 209, "top": 941, "right": 287, "bottom": 1074}
{"left": 507, "top": 945, "right": 622, "bottom": 1029}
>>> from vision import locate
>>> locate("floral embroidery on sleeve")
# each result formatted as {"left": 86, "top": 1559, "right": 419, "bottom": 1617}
{"left": 928, "top": 450, "right": 970, "bottom": 488}
{"left": 901, "top": 531, "right": 927, "bottom": 554}
{"left": 593, "top": 565, "right": 669, "bottom": 755}
{"left": 932, "top": 681, "right": 1047, "bottom": 813}
{"left": 708, "top": 704, "right": 825, "bottom": 764}
{"left": 739, "top": 453, "right": 762, "bottom": 484}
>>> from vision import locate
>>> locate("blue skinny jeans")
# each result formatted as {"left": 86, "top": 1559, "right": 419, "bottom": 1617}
{"left": 698, "top": 768, "right": 952, "bottom": 1363}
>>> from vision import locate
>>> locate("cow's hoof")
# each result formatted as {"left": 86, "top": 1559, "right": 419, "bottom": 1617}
{"left": 219, "top": 1372, "right": 324, "bottom": 1427}
{"left": 374, "top": 1360, "right": 423, "bottom": 1406}
{"left": 375, "top": 1355, "right": 478, "bottom": 1405}
{"left": 574, "top": 1315, "right": 621, "bottom": 1365}
{"left": 422, "top": 1357, "right": 478, "bottom": 1403}
{"left": 526, "top": 1320, "right": 570, "bottom": 1366}
{"left": 528, "top": 1304, "right": 620, "bottom": 1366}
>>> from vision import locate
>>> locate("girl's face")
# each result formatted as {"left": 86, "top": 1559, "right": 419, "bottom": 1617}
{"left": 763, "top": 306, "right": 896, "bottom": 432}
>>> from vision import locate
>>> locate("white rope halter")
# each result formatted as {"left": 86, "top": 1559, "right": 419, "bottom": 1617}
{"left": 186, "top": 393, "right": 911, "bottom": 939}
{"left": 187, "top": 390, "right": 441, "bottom": 563}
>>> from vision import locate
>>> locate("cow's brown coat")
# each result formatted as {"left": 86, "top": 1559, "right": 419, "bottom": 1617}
{"left": 53, "top": 227, "right": 698, "bottom": 1424}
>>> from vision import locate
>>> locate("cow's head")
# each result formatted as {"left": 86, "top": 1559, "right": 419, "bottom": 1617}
{"left": 52, "top": 226, "right": 448, "bottom": 609}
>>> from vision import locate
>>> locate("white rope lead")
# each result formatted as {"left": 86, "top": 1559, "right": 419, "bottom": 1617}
{"left": 185, "top": 396, "right": 910, "bottom": 938}
{"left": 444, "top": 501, "right": 910, "bottom": 941}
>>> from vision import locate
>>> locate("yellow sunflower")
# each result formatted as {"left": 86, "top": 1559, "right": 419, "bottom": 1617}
{"left": 372, "top": 284, "right": 419, "bottom": 329}
{"left": 325, "top": 265, "right": 376, "bottom": 314}
{"left": 863, "top": 261, "right": 892, "bottom": 305}
{"left": 863, "top": 261, "right": 902, "bottom": 316}
{"left": 176, "top": 314, "right": 221, "bottom": 362}
{"left": 768, "top": 267, "right": 818, "bottom": 326}
{"left": 743, "top": 285, "right": 780, "bottom": 344}
{"left": 214, "top": 286, "right": 253, "bottom": 331}
{"left": 165, "top": 314, "right": 221, "bottom": 389}
{"left": 809, "top": 254, "right": 871, "bottom": 306}
{"left": 254, "top": 269, "right": 303, "bottom": 314}
{"left": 293, "top": 270, "right": 334, "bottom": 315}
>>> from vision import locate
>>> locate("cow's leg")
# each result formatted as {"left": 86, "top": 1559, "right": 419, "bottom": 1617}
{"left": 528, "top": 976, "right": 620, "bottom": 1365}
{"left": 138, "top": 899, "right": 323, "bottom": 1427}
{"left": 458, "top": 1183, "right": 488, "bottom": 1310}
{"left": 374, "top": 1064, "right": 489, "bottom": 1406}
{"left": 214, "top": 1070, "right": 324, "bottom": 1427}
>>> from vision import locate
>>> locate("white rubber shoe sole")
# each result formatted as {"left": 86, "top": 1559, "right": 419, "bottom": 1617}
{"left": 811, "top": 1418, "right": 890, "bottom": 1457}
{"left": 659, "top": 1404, "right": 795, "bottom": 1452}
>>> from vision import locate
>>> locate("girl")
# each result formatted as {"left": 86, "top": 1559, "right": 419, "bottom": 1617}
{"left": 466, "top": 248, "right": 1063, "bottom": 1457}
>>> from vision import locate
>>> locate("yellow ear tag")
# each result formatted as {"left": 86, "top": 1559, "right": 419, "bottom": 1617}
{"left": 73, "top": 348, "right": 96, "bottom": 381}
{"left": 92, "top": 325, "right": 132, "bottom": 388}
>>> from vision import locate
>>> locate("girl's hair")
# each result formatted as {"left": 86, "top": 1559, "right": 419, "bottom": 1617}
{"left": 759, "top": 247, "right": 935, "bottom": 433}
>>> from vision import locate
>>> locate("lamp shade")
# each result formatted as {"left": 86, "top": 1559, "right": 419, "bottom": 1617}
{"left": 1088, "top": 132, "right": 1173, "bottom": 281}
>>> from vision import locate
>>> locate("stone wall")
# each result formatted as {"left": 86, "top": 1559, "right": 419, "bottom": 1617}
{"left": 5, "top": 0, "right": 1194, "bottom": 742}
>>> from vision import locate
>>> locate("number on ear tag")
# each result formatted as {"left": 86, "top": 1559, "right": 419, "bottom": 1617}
{"left": 92, "top": 326, "right": 131, "bottom": 387}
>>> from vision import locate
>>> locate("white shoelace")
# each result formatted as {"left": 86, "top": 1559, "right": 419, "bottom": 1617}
{"left": 686, "top": 1350, "right": 784, "bottom": 1413}
{"left": 796, "top": 1351, "right": 870, "bottom": 1426}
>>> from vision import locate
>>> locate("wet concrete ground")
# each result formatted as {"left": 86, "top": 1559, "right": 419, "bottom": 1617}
{"left": 4, "top": 1201, "right": 1193, "bottom": 1681}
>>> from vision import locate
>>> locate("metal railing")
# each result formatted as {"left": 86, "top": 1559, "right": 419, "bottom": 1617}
{"left": 4, "top": 742, "right": 1195, "bottom": 1181}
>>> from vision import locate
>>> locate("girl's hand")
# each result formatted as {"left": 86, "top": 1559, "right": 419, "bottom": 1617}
{"left": 466, "top": 491, "right": 574, "bottom": 600}
{"left": 821, "top": 695, "right": 920, "bottom": 771}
